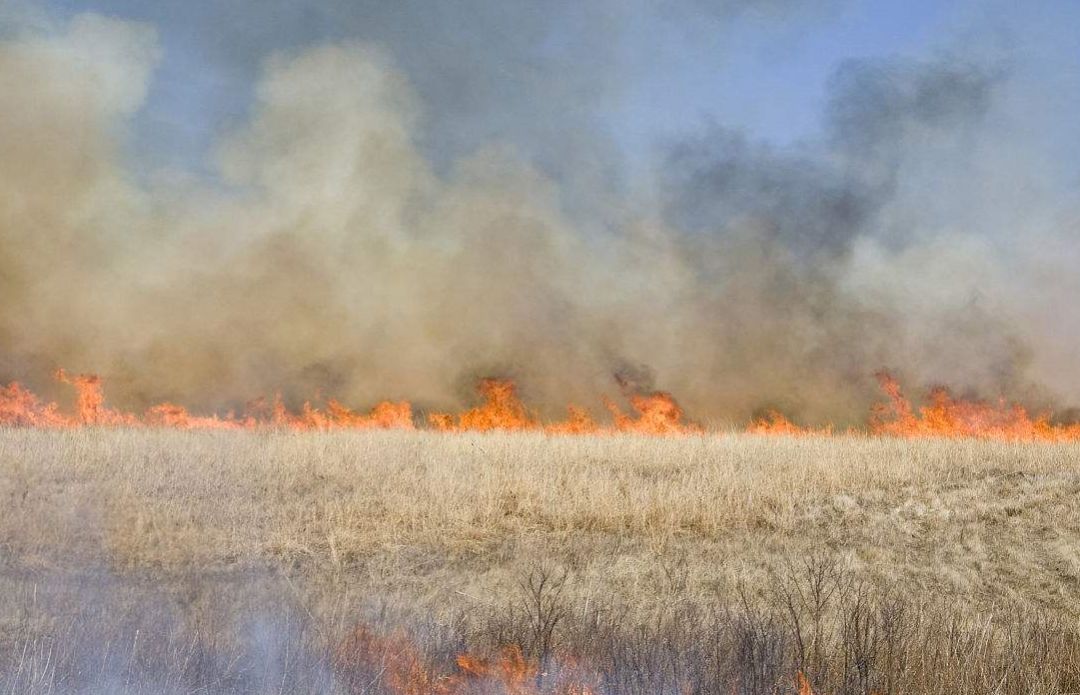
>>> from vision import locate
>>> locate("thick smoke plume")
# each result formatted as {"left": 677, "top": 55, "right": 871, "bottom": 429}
{"left": 0, "top": 5, "right": 1078, "bottom": 425}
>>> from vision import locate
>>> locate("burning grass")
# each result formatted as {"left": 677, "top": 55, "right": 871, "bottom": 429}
{"left": 5, "top": 369, "right": 1080, "bottom": 440}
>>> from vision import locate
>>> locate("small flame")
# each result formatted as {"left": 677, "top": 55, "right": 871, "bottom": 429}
{"left": 427, "top": 379, "right": 542, "bottom": 432}
{"left": 333, "top": 625, "right": 596, "bottom": 695}
{"left": 426, "top": 378, "right": 698, "bottom": 435}
{"left": 605, "top": 391, "right": 702, "bottom": 435}
{"left": 55, "top": 369, "right": 138, "bottom": 426}
{"left": 747, "top": 410, "right": 832, "bottom": 436}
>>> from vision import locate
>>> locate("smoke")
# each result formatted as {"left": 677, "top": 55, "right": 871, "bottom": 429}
{"left": 58, "top": 0, "right": 838, "bottom": 182}
{"left": 0, "top": 567, "right": 344, "bottom": 692}
{"left": 0, "top": 4, "right": 1078, "bottom": 425}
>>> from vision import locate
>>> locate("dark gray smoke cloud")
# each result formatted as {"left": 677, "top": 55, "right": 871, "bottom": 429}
{"left": 665, "top": 58, "right": 999, "bottom": 253}
{"left": 0, "top": 5, "right": 1077, "bottom": 425}
{"left": 655, "top": 53, "right": 1067, "bottom": 420}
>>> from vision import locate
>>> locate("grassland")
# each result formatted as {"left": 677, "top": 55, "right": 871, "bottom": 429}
{"left": 3, "top": 429, "right": 1080, "bottom": 692}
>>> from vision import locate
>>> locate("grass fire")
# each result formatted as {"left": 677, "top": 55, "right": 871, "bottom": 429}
{"left": 5, "top": 369, "right": 1080, "bottom": 441}
{"left": 3, "top": 0, "right": 1080, "bottom": 693}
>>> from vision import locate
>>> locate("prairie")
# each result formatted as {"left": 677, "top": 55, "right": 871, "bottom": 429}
{"left": 2, "top": 428, "right": 1080, "bottom": 693}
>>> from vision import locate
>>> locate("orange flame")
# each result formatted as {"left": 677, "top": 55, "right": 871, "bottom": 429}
{"left": 428, "top": 379, "right": 542, "bottom": 432}
{"left": 869, "top": 371, "right": 1080, "bottom": 442}
{"left": 605, "top": 391, "right": 702, "bottom": 435}
{"left": 0, "top": 370, "right": 695, "bottom": 435}
{"left": 333, "top": 625, "right": 596, "bottom": 695}
{"left": 747, "top": 410, "right": 831, "bottom": 436}
{"left": 0, "top": 381, "right": 66, "bottom": 427}
{"left": 2, "top": 367, "right": 1080, "bottom": 440}
{"left": 0, "top": 371, "right": 414, "bottom": 432}
{"left": 426, "top": 378, "right": 696, "bottom": 435}
{"left": 54, "top": 369, "right": 138, "bottom": 426}
{"left": 744, "top": 372, "right": 1080, "bottom": 442}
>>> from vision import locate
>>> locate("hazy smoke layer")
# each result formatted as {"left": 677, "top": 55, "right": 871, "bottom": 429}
{"left": 0, "top": 7, "right": 1077, "bottom": 425}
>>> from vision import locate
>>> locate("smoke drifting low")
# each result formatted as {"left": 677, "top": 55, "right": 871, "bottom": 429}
{"left": 1, "top": 7, "right": 1078, "bottom": 425}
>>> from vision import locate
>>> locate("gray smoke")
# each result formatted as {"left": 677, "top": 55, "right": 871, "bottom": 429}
{"left": 0, "top": 3, "right": 1077, "bottom": 425}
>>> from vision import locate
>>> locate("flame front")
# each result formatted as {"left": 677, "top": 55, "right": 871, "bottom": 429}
{"left": 868, "top": 371, "right": 1080, "bottom": 441}
{"left": 747, "top": 410, "right": 832, "bottom": 436}
{"left": 0, "top": 370, "right": 698, "bottom": 435}
{"left": 746, "top": 371, "right": 1080, "bottom": 441}
{"left": 425, "top": 379, "right": 700, "bottom": 436}
{"left": 0, "top": 371, "right": 416, "bottom": 432}
{"left": 2, "top": 368, "right": 1080, "bottom": 440}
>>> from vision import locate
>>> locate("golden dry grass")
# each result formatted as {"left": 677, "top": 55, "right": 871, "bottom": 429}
{"left": 2, "top": 428, "right": 1080, "bottom": 617}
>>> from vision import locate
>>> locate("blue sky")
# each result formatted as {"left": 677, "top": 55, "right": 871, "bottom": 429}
{"left": 31, "top": 0, "right": 1080, "bottom": 183}
{"left": 615, "top": 0, "right": 952, "bottom": 146}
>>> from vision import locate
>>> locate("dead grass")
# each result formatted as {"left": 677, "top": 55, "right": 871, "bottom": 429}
{"left": 4, "top": 428, "right": 1080, "bottom": 692}
{"left": 2, "top": 428, "right": 1080, "bottom": 615}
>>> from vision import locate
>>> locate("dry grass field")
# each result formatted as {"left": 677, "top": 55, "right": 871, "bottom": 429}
{"left": 3, "top": 428, "right": 1080, "bottom": 693}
